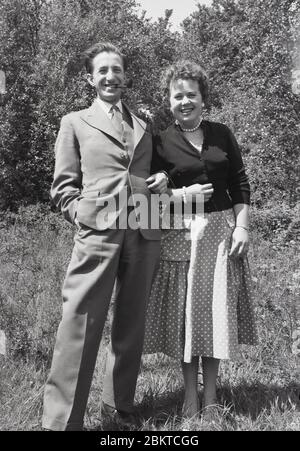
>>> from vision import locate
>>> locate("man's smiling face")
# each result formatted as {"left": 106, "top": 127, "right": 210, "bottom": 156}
{"left": 87, "top": 51, "right": 125, "bottom": 104}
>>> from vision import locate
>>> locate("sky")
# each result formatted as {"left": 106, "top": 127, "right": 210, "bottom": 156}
{"left": 137, "top": 0, "right": 213, "bottom": 30}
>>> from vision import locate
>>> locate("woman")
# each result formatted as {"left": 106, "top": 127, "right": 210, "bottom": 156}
{"left": 144, "top": 60, "right": 257, "bottom": 419}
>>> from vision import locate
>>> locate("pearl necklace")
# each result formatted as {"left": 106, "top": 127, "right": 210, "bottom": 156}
{"left": 176, "top": 117, "right": 203, "bottom": 133}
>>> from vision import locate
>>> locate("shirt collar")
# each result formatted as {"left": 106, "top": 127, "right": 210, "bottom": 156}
{"left": 96, "top": 97, "right": 123, "bottom": 117}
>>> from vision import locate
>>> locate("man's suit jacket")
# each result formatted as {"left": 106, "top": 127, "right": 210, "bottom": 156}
{"left": 51, "top": 100, "right": 161, "bottom": 240}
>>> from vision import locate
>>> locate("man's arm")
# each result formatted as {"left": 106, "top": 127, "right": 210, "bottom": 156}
{"left": 147, "top": 132, "right": 170, "bottom": 194}
{"left": 51, "top": 115, "right": 82, "bottom": 224}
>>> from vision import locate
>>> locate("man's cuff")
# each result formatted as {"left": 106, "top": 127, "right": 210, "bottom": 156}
{"left": 159, "top": 170, "right": 169, "bottom": 181}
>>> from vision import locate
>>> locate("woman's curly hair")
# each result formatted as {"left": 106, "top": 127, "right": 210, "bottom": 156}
{"left": 161, "top": 60, "right": 209, "bottom": 105}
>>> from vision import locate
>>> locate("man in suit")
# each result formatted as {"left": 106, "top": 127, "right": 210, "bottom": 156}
{"left": 42, "top": 42, "right": 167, "bottom": 431}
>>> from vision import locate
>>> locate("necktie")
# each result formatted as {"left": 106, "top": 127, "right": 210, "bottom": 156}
{"left": 110, "top": 105, "right": 132, "bottom": 161}
{"left": 110, "top": 105, "right": 123, "bottom": 135}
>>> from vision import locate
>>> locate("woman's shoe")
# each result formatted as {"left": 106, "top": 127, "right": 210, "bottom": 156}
{"left": 181, "top": 396, "right": 200, "bottom": 419}
{"left": 201, "top": 401, "right": 236, "bottom": 427}
{"left": 201, "top": 403, "right": 223, "bottom": 424}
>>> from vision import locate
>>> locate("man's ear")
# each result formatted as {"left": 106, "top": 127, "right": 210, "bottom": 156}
{"left": 86, "top": 73, "right": 95, "bottom": 87}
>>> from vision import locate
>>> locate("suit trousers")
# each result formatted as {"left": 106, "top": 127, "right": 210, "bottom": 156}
{"left": 42, "top": 224, "right": 160, "bottom": 431}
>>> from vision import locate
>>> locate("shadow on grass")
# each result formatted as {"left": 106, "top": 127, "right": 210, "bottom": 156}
{"left": 88, "top": 389, "right": 184, "bottom": 432}
{"left": 138, "top": 381, "right": 300, "bottom": 421}
{"left": 137, "top": 388, "right": 184, "bottom": 428}
{"left": 85, "top": 380, "right": 300, "bottom": 431}
{"left": 219, "top": 381, "right": 300, "bottom": 420}
{"left": 91, "top": 381, "right": 300, "bottom": 431}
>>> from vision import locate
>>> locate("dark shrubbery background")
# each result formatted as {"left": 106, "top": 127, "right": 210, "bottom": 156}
{"left": 0, "top": 0, "right": 299, "bottom": 211}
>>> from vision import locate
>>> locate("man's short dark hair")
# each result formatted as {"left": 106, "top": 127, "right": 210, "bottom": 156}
{"left": 83, "top": 42, "right": 127, "bottom": 73}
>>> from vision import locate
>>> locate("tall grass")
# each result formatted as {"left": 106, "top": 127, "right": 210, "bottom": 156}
{"left": 0, "top": 204, "right": 299, "bottom": 431}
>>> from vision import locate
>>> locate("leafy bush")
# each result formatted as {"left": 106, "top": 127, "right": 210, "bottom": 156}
{"left": 251, "top": 203, "right": 300, "bottom": 242}
{"left": 178, "top": 0, "right": 300, "bottom": 208}
{"left": 0, "top": 0, "right": 177, "bottom": 210}
{"left": 0, "top": 204, "right": 73, "bottom": 363}
{"left": 0, "top": 0, "right": 299, "bottom": 210}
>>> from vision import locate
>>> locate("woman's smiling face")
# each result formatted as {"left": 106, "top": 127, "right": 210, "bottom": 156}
{"left": 169, "top": 78, "right": 204, "bottom": 128}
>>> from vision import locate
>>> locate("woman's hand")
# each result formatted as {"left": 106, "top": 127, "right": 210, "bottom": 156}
{"left": 229, "top": 227, "right": 249, "bottom": 259}
{"left": 186, "top": 183, "right": 214, "bottom": 202}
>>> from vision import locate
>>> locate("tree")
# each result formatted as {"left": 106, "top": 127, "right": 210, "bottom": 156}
{"left": 0, "top": 0, "right": 46, "bottom": 209}
{"left": 179, "top": 0, "right": 300, "bottom": 206}
{"left": 0, "top": 0, "right": 178, "bottom": 209}
{"left": 1, "top": 0, "right": 298, "bottom": 210}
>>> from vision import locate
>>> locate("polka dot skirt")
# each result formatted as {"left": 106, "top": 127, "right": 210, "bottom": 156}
{"left": 143, "top": 209, "right": 257, "bottom": 362}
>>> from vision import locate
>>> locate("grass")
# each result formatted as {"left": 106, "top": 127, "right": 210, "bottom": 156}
{"left": 0, "top": 205, "right": 299, "bottom": 431}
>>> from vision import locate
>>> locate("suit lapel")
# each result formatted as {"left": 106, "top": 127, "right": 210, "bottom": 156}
{"left": 80, "top": 100, "right": 123, "bottom": 144}
{"left": 80, "top": 99, "right": 147, "bottom": 151}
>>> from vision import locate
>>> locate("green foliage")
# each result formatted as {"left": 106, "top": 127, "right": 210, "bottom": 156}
{"left": 251, "top": 203, "right": 300, "bottom": 244}
{"left": 0, "top": 204, "right": 73, "bottom": 362}
{"left": 0, "top": 0, "right": 299, "bottom": 217}
{"left": 0, "top": 0, "right": 45, "bottom": 208}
